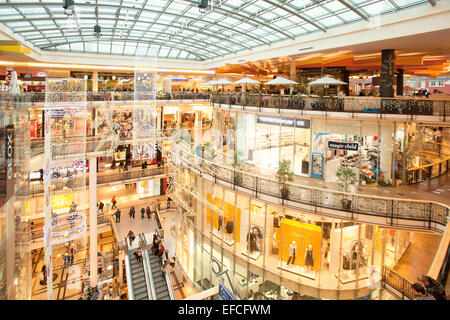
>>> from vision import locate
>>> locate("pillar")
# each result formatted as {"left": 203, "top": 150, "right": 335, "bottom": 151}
{"left": 242, "top": 72, "right": 246, "bottom": 94}
{"left": 194, "top": 111, "right": 202, "bottom": 151}
{"left": 92, "top": 71, "right": 98, "bottom": 93}
{"left": 193, "top": 81, "right": 197, "bottom": 92}
{"left": 163, "top": 79, "right": 172, "bottom": 93}
{"left": 396, "top": 69, "right": 404, "bottom": 96}
{"left": 89, "top": 156, "right": 98, "bottom": 288}
{"left": 290, "top": 59, "right": 296, "bottom": 91}
{"left": 342, "top": 69, "right": 350, "bottom": 96}
{"left": 381, "top": 49, "right": 395, "bottom": 97}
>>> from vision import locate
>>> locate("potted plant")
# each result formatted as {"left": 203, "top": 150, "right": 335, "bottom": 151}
{"left": 336, "top": 166, "right": 357, "bottom": 210}
{"left": 276, "top": 159, "right": 293, "bottom": 200}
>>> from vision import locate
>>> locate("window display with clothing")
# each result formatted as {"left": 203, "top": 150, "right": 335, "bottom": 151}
{"left": 287, "top": 241, "right": 297, "bottom": 265}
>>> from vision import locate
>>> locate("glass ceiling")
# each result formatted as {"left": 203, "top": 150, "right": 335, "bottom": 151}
{"left": 0, "top": 0, "right": 436, "bottom": 61}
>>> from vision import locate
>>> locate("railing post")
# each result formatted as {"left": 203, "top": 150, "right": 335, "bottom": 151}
{"left": 391, "top": 200, "right": 394, "bottom": 226}
{"left": 255, "top": 177, "right": 258, "bottom": 198}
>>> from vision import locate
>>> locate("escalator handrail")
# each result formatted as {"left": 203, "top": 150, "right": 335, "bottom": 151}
{"left": 124, "top": 243, "right": 135, "bottom": 300}
{"left": 162, "top": 257, "right": 176, "bottom": 300}
{"left": 140, "top": 233, "right": 157, "bottom": 300}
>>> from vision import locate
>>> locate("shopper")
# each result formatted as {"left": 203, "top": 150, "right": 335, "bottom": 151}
{"left": 157, "top": 243, "right": 165, "bottom": 258}
{"left": 111, "top": 196, "right": 117, "bottom": 209}
{"left": 112, "top": 279, "right": 120, "bottom": 298}
{"left": 412, "top": 283, "right": 433, "bottom": 300}
{"left": 156, "top": 198, "right": 161, "bottom": 211}
{"left": 98, "top": 201, "right": 104, "bottom": 213}
{"left": 134, "top": 247, "right": 142, "bottom": 263}
{"left": 127, "top": 231, "right": 135, "bottom": 246}
{"left": 140, "top": 207, "right": 145, "bottom": 219}
{"left": 129, "top": 206, "right": 135, "bottom": 219}
{"left": 113, "top": 209, "right": 121, "bottom": 223}
{"left": 417, "top": 274, "right": 447, "bottom": 300}
{"left": 146, "top": 205, "right": 151, "bottom": 220}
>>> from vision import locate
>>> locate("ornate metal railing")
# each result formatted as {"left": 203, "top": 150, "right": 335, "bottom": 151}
{"left": 0, "top": 92, "right": 210, "bottom": 104}
{"left": 211, "top": 93, "right": 450, "bottom": 118}
{"left": 27, "top": 166, "right": 171, "bottom": 196}
{"left": 408, "top": 156, "right": 450, "bottom": 184}
{"left": 172, "top": 148, "right": 449, "bottom": 232}
{"left": 382, "top": 265, "right": 415, "bottom": 300}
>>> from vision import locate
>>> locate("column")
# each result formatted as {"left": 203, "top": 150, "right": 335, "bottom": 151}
{"left": 396, "top": 69, "right": 404, "bottom": 96}
{"left": 89, "top": 156, "right": 98, "bottom": 288}
{"left": 381, "top": 49, "right": 395, "bottom": 98}
{"left": 92, "top": 71, "right": 98, "bottom": 93}
{"left": 342, "top": 69, "right": 350, "bottom": 96}
{"left": 163, "top": 79, "right": 172, "bottom": 93}
{"left": 379, "top": 122, "right": 394, "bottom": 185}
{"left": 193, "top": 80, "right": 197, "bottom": 92}
{"left": 242, "top": 72, "right": 246, "bottom": 94}
{"left": 290, "top": 59, "right": 296, "bottom": 91}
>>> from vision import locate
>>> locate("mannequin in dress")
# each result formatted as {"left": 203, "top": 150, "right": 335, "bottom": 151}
{"left": 247, "top": 229, "right": 257, "bottom": 253}
{"left": 304, "top": 244, "right": 314, "bottom": 272}
{"left": 287, "top": 241, "right": 297, "bottom": 265}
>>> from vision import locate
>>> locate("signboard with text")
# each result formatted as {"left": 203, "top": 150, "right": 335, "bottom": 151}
{"left": 328, "top": 141, "right": 359, "bottom": 151}
{"left": 256, "top": 116, "right": 310, "bottom": 129}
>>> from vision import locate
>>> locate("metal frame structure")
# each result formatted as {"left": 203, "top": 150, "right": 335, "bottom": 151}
{"left": 0, "top": 0, "right": 437, "bottom": 60}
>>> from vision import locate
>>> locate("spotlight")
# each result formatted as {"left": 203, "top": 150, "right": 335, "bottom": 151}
{"left": 63, "top": 0, "right": 75, "bottom": 15}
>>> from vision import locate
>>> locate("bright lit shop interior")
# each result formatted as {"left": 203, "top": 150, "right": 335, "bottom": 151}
{"left": 311, "top": 120, "right": 394, "bottom": 185}
{"left": 173, "top": 169, "right": 439, "bottom": 300}
{"left": 234, "top": 113, "right": 311, "bottom": 176}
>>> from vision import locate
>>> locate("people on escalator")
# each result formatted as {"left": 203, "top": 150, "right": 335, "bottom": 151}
{"left": 134, "top": 247, "right": 142, "bottom": 263}
{"left": 127, "top": 230, "right": 135, "bottom": 246}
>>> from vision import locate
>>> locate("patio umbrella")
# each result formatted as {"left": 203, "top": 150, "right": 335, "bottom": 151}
{"left": 234, "top": 77, "right": 261, "bottom": 93}
{"left": 264, "top": 76, "right": 298, "bottom": 85}
{"left": 234, "top": 77, "right": 261, "bottom": 85}
{"left": 213, "top": 79, "right": 233, "bottom": 91}
{"left": 308, "top": 76, "right": 347, "bottom": 86}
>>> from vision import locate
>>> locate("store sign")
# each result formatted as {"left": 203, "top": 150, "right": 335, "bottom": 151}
{"left": 37, "top": 72, "right": 47, "bottom": 77}
{"left": 256, "top": 116, "right": 310, "bottom": 129}
{"left": 328, "top": 141, "right": 359, "bottom": 151}
{"left": 5, "top": 124, "right": 14, "bottom": 202}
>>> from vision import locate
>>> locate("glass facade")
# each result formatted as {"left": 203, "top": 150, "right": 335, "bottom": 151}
{"left": 173, "top": 166, "right": 437, "bottom": 299}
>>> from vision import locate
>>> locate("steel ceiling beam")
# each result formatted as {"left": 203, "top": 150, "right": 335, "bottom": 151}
{"left": 261, "top": 0, "right": 327, "bottom": 32}
{"left": 42, "top": 38, "right": 209, "bottom": 60}
{"left": 23, "top": 26, "right": 235, "bottom": 55}
{"left": 4, "top": 17, "right": 253, "bottom": 52}
{"left": 337, "top": 0, "right": 368, "bottom": 21}
{"left": 0, "top": 2, "right": 267, "bottom": 45}
{"left": 29, "top": 31, "right": 226, "bottom": 58}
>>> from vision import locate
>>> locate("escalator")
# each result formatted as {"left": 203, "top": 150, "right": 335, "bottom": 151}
{"left": 148, "top": 253, "right": 172, "bottom": 300}
{"left": 127, "top": 248, "right": 149, "bottom": 300}
{"left": 124, "top": 233, "right": 175, "bottom": 300}
{"left": 141, "top": 235, "right": 175, "bottom": 300}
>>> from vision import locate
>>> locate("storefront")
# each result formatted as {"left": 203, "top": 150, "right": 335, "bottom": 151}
{"left": 235, "top": 114, "right": 311, "bottom": 176}
{"left": 312, "top": 119, "right": 393, "bottom": 185}
{"left": 137, "top": 179, "right": 161, "bottom": 198}
{"left": 174, "top": 170, "right": 437, "bottom": 300}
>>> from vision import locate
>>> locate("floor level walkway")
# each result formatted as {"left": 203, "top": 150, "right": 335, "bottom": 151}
{"left": 242, "top": 163, "right": 450, "bottom": 206}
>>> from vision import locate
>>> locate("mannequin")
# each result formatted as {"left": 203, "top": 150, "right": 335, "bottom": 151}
{"left": 247, "top": 229, "right": 257, "bottom": 253}
{"left": 217, "top": 214, "right": 223, "bottom": 232}
{"left": 225, "top": 219, "right": 234, "bottom": 235}
{"left": 287, "top": 241, "right": 297, "bottom": 265}
{"left": 304, "top": 244, "right": 314, "bottom": 272}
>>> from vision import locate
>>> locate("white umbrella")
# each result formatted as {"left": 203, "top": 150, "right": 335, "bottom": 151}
{"left": 308, "top": 76, "right": 347, "bottom": 86}
{"left": 234, "top": 77, "right": 261, "bottom": 85}
{"left": 264, "top": 76, "right": 298, "bottom": 85}
{"left": 212, "top": 78, "right": 233, "bottom": 91}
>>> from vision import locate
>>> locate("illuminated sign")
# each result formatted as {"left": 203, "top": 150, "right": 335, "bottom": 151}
{"left": 328, "top": 141, "right": 359, "bottom": 151}
{"left": 256, "top": 116, "right": 310, "bottom": 129}
{"left": 37, "top": 72, "right": 47, "bottom": 77}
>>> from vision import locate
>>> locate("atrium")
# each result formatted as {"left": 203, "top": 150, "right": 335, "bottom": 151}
{"left": 0, "top": 0, "right": 449, "bottom": 302}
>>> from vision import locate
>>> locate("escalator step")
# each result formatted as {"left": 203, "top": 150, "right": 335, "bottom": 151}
{"left": 134, "top": 286, "right": 147, "bottom": 295}
{"left": 155, "top": 286, "right": 168, "bottom": 294}
{"left": 135, "top": 292, "right": 148, "bottom": 300}
{"left": 157, "top": 293, "right": 170, "bottom": 300}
